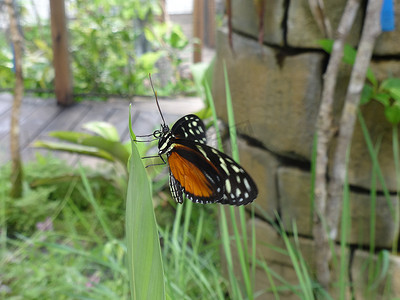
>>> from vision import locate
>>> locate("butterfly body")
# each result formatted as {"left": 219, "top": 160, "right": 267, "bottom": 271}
{"left": 155, "top": 114, "right": 258, "bottom": 206}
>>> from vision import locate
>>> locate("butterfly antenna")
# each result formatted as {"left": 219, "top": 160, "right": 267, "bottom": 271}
{"left": 149, "top": 73, "right": 166, "bottom": 126}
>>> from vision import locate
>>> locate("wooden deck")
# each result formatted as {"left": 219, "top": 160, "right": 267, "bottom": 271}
{"left": 0, "top": 93, "right": 204, "bottom": 167}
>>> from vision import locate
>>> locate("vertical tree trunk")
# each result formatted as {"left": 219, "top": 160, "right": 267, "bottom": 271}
{"left": 6, "top": 0, "right": 24, "bottom": 198}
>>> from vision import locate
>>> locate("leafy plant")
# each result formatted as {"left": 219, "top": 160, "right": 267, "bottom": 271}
{"left": 33, "top": 121, "right": 131, "bottom": 169}
{"left": 319, "top": 39, "right": 400, "bottom": 125}
{"left": 0, "top": 0, "right": 193, "bottom": 97}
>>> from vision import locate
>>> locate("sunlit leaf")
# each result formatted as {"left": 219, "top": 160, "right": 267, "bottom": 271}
{"left": 82, "top": 121, "right": 120, "bottom": 142}
{"left": 33, "top": 141, "right": 115, "bottom": 161}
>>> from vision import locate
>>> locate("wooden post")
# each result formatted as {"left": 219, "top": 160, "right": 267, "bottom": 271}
{"left": 50, "top": 0, "right": 73, "bottom": 106}
{"left": 204, "top": 0, "right": 215, "bottom": 48}
{"left": 193, "top": 0, "right": 204, "bottom": 63}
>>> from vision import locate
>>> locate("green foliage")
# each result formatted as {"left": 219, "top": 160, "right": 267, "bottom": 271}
{"left": 0, "top": 0, "right": 192, "bottom": 97}
{"left": 319, "top": 39, "right": 400, "bottom": 125}
{"left": 0, "top": 151, "right": 226, "bottom": 299}
{"left": 34, "top": 121, "right": 131, "bottom": 169}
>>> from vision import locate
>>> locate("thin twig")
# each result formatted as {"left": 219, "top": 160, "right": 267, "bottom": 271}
{"left": 308, "top": 0, "right": 333, "bottom": 38}
{"left": 313, "top": 0, "right": 361, "bottom": 288}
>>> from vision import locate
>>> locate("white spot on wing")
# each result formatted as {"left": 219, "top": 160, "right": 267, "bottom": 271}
{"left": 232, "top": 165, "right": 240, "bottom": 173}
{"left": 236, "top": 188, "right": 241, "bottom": 197}
{"left": 225, "top": 179, "right": 231, "bottom": 194}
{"left": 244, "top": 178, "right": 251, "bottom": 190}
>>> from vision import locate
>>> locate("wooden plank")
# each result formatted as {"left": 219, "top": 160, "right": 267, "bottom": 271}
{"left": 22, "top": 102, "right": 92, "bottom": 161}
{"left": 0, "top": 94, "right": 13, "bottom": 116}
{"left": 106, "top": 108, "right": 132, "bottom": 142}
{"left": 0, "top": 99, "right": 42, "bottom": 140}
{"left": 0, "top": 102, "right": 62, "bottom": 164}
{"left": 50, "top": 0, "right": 73, "bottom": 106}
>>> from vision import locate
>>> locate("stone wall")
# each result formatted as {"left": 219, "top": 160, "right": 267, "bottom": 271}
{"left": 212, "top": 0, "right": 400, "bottom": 298}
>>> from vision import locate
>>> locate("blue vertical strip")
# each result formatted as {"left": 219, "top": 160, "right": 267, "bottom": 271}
{"left": 381, "top": 0, "right": 395, "bottom": 32}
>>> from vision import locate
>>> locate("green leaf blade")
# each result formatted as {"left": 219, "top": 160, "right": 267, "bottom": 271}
{"left": 125, "top": 133, "right": 165, "bottom": 300}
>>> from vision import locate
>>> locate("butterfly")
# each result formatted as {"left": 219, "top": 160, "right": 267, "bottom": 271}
{"left": 140, "top": 77, "right": 258, "bottom": 206}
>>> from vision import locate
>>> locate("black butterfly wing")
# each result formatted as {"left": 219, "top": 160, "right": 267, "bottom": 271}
{"left": 195, "top": 143, "right": 258, "bottom": 205}
{"left": 168, "top": 139, "right": 258, "bottom": 205}
{"left": 169, "top": 170, "right": 184, "bottom": 204}
{"left": 168, "top": 141, "right": 225, "bottom": 204}
{"left": 170, "top": 114, "right": 207, "bottom": 144}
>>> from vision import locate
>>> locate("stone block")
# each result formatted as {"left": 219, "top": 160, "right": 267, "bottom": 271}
{"left": 278, "top": 167, "right": 314, "bottom": 236}
{"left": 278, "top": 166, "right": 399, "bottom": 247}
{"left": 374, "top": 0, "right": 400, "bottom": 55}
{"left": 232, "top": 0, "right": 285, "bottom": 46}
{"left": 249, "top": 218, "right": 349, "bottom": 299}
{"left": 352, "top": 249, "right": 400, "bottom": 299}
{"left": 287, "top": 0, "right": 363, "bottom": 49}
{"left": 213, "top": 28, "right": 324, "bottom": 160}
{"left": 346, "top": 100, "right": 399, "bottom": 192}
{"left": 225, "top": 137, "right": 280, "bottom": 217}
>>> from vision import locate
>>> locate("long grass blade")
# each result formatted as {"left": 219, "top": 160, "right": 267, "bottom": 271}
{"left": 224, "top": 61, "right": 253, "bottom": 299}
{"left": 205, "top": 73, "right": 241, "bottom": 298}
{"left": 126, "top": 106, "right": 165, "bottom": 300}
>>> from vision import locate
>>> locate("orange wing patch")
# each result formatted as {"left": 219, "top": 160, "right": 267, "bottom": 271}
{"left": 168, "top": 151, "right": 214, "bottom": 198}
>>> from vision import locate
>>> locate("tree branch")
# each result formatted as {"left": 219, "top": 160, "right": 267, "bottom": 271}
{"left": 313, "top": 0, "right": 361, "bottom": 289}
{"left": 326, "top": 0, "right": 383, "bottom": 240}
{"left": 6, "top": 0, "right": 24, "bottom": 198}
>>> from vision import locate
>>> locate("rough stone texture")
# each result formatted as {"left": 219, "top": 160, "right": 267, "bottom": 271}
{"left": 278, "top": 166, "right": 399, "bottom": 248}
{"left": 249, "top": 219, "right": 348, "bottom": 299}
{"left": 329, "top": 62, "right": 400, "bottom": 192}
{"left": 371, "top": 59, "right": 400, "bottom": 81}
{"left": 352, "top": 249, "right": 400, "bottom": 299}
{"left": 232, "top": 0, "right": 285, "bottom": 46}
{"left": 374, "top": 0, "right": 400, "bottom": 55}
{"left": 346, "top": 100, "right": 399, "bottom": 192}
{"left": 287, "top": 0, "right": 363, "bottom": 49}
{"left": 213, "top": 28, "right": 324, "bottom": 160}
{"left": 278, "top": 167, "right": 314, "bottom": 236}
{"left": 225, "top": 137, "right": 280, "bottom": 217}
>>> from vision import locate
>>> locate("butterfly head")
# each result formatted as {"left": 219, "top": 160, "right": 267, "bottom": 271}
{"left": 155, "top": 123, "right": 174, "bottom": 155}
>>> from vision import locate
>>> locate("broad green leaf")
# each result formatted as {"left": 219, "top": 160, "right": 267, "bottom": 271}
{"left": 48, "top": 132, "right": 130, "bottom": 165}
{"left": 384, "top": 103, "right": 400, "bottom": 124}
{"left": 381, "top": 78, "right": 400, "bottom": 101}
{"left": 48, "top": 131, "right": 92, "bottom": 142}
{"left": 33, "top": 141, "right": 115, "bottom": 161}
{"left": 374, "top": 93, "right": 391, "bottom": 107}
{"left": 126, "top": 134, "right": 165, "bottom": 300}
{"left": 137, "top": 51, "right": 165, "bottom": 70}
{"left": 82, "top": 121, "right": 120, "bottom": 142}
{"left": 360, "top": 84, "right": 373, "bottom": 105}
{"left": 380, "top": 77, "right": 400, "bottom": 90}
